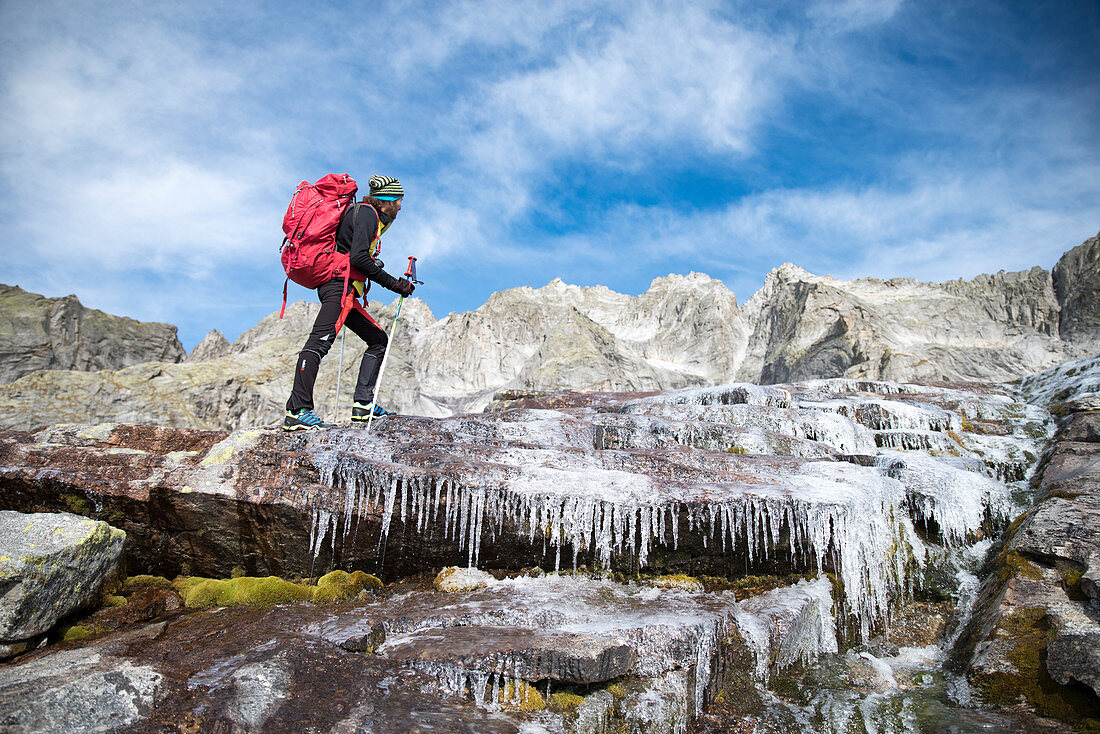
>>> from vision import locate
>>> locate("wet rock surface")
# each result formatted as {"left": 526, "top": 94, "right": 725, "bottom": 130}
{"left": 954, "top": 358, "right": 1100, "bottom": 726}
{"left": 379, "top": 626, "right": 635, "bottom": 685}
{"left": 0, "top": 608, "right": 529, "bottom": 734}
{"left": 1, "top": 371, "right": 1095, "bottom": 731}
{"left": 0, "top": 510, "right": 125, "bottom": 644}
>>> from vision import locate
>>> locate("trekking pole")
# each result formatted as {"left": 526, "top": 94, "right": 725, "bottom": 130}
{"left": 367, "top": 256, "right": 421, "bottom": 432}
{"left": 333, "top": 329, "right": 347, "bottom": 421}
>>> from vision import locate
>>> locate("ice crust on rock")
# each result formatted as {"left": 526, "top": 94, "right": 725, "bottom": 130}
{"left": 876, "top": 452, "right": 1011, "bottom": 547}
{"left": 311, "top": 572, "right": 837, "bottom": 729}
{"left": 304, "top": 379, "right": 1047, "bottom": 638}
{"left": 736, "top": 577, "right": 840, "bottom": 677}
{"left": 1018, "top": 352, "right": 1100, "bottom": 410}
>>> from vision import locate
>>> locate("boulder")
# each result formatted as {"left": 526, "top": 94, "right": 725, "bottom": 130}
{"left": 434, "top": 566, "right": 495, "bottom": 592}
{"left": 0, "top": 510, "right": 125, "bottom": 643}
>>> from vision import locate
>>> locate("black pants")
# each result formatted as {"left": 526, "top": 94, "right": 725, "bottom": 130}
{"left": 286, "top": 278, "right": 387, "bottom": 413}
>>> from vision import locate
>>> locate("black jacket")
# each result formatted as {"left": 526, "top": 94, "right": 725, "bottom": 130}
{"left": 335, "top": 203, "right": 402, "bottom": 292}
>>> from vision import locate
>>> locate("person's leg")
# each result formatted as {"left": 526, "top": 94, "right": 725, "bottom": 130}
{"left": 286, "top": 280, "right": 345, "bottom": 412}
{"left": 343, "top": 310, "right": 388, "bottom": 408}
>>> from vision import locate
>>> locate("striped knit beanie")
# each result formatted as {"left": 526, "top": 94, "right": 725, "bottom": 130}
{"left": 369, "top": 174, "right": 403, "bottom": 201}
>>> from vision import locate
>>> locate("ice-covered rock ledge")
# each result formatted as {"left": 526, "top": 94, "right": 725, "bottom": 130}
{"left": 0, "top": 380, "right": 1048, "bottom": 638}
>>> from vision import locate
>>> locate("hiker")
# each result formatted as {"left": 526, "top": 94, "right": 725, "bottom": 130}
{"left": 283, "top": 174, "right": 415, "bottom": 431}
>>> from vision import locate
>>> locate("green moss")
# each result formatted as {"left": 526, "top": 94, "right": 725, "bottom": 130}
{"left": 102, "top": 509, "right": 126, "bottom": 528}
{"left": 172, "top": 576, "right": 212, "bottom": 598}
{"left": 318, "top": 570, "right": 351, "bottom": 586}
{"left": 973, "top": 608, "right": 1100, "bottom": 731}
{"left": 61, "top": 624, "right": 105, "bottom": 642}
{"left": 726, "top": 445, "right": 748, "bottom": 454}
{"left": 311, "top": 569, "right": 384, "bottom": 603}
{"left": 1062, "top": 566, "right": 1084, "bottom": 595}
{"left": 183, "top": 576, "right": 313, "bottom": 609}
{"left": 697, "top": 572, "right": 817, "bottom": 597}
{"left": 230, "top": 566, "right": 246, "bottom": 578}
{"left": 605, "top": 682, "right": 626, "bottom": 698}
{"left": 1047, "top": 489, "right": 1085, "bottom": 501}
{"left": 548, "top": 692, "right": 585, "bottom": 714}
{"left": 124, "top": 574, "right": 172, "bottom": 592}
{"left": 101, "top": 594, "right": 127, "bottom": 608}
{"left": 62, "top": 494, "right": 91, "bottom": 516}
{"left": 1003, "top": 550, "right": 1044, "bottom": 582}
{"left": 495, "top": 681, "right": 545, "bottom": 712}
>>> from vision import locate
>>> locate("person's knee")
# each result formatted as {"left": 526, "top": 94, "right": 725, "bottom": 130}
{"left": 304, "top": 331, "right": 337, "bottom": 357}
{"left": 301, "top": 341, "right": 331, "bottom": 362}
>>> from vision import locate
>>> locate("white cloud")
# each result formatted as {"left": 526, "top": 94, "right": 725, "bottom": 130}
{"left": 466, "top": 4, "right": 789, "bottom": 166}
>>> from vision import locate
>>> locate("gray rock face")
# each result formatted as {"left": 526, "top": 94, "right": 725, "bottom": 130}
{"left": 1060, "top": 411, "right": 1100, "bottom": 443}
{"left": 184, "top": 329, "right": 230, "bottom": 363}
{"left": 1053, "top": 232, "right": 1100, "bottom": 357}
{"left": 0, "top": 380, "right": 1048, "bottom": 643}
{"left": 0, "top": 284, "right": 184, "bottom": 383}
{"left": 0, "top": 511, "right": 125, "bottom": 642}
{"left": 1047, "top": 633, "right": 1100, "bottom": 695}
{"left": 740, "top": 263, "right": 1065, "bottom": 385}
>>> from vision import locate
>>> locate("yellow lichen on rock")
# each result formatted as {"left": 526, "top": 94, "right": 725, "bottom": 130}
{"left": 199, "top": 429, "right": 263, "bottom": 466}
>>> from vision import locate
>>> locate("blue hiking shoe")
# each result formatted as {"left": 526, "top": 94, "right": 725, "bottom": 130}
{"left": 351, "top": 401, "right": 394, "bottom": 422}
{"left": 282, "top": 408, "right": 336, "bottom": 431}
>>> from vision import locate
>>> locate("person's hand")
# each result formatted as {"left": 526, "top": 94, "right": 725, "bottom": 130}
{"left": 394, "top": 278, "right": 415, "bottom": 297}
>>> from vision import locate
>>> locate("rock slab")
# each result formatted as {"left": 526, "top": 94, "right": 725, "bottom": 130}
{"left": 0, "top": 510, "right": 125, "bottom": 642}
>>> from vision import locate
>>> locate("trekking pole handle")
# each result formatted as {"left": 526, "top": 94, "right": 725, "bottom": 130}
{"left": 405, "top": 256, "right": 422, "bottom": 285}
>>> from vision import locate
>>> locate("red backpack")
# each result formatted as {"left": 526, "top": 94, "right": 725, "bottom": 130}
{"left": 279, "top": 174, "right": 360, "bottom": 316}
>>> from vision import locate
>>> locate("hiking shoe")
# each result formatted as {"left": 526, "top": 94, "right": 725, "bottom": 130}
{"left": 351, "top": 401, "right": 394, "bottom": 421}
{"left": 282, "top": 409, "right": 336, "bottom": 431}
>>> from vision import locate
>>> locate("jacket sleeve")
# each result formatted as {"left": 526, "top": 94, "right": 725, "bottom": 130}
{"left": 348, "top": 204, "right": 402, "bottom": 292}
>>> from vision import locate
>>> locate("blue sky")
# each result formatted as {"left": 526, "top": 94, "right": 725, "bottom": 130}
{"left": 1, "top": 0, "right": 1097, "bottom": 351}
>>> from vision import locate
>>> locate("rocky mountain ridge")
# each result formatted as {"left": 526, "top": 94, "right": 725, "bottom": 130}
{"left": 0, "top": 231, "right": 1096, "bottom": 431}
{"left": 0, "top": 284, "right": 184, "bottom": 384}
